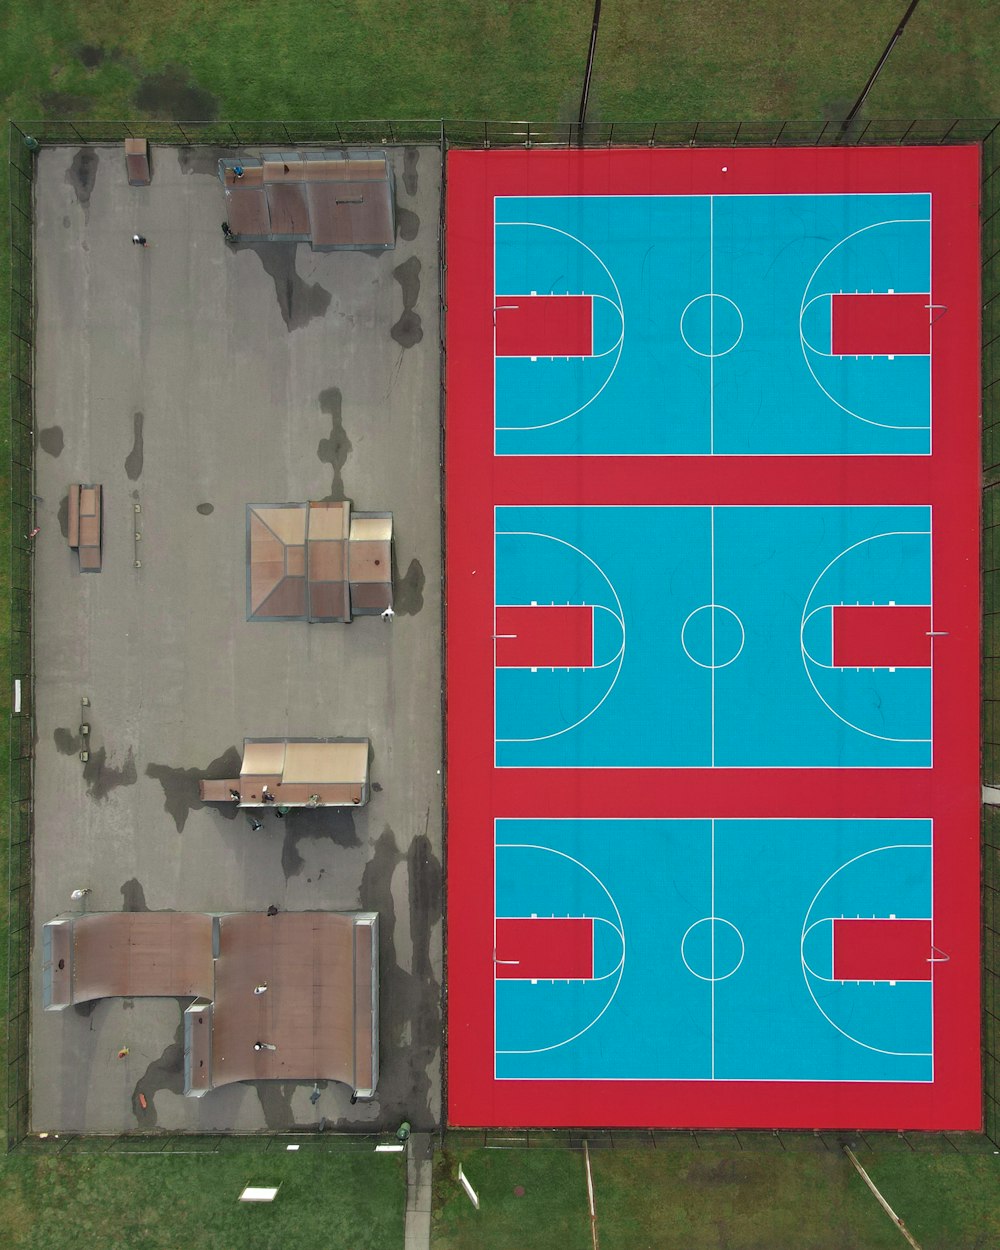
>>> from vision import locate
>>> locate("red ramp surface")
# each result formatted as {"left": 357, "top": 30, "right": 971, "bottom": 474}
{"left": 496, "top": 605, "right": 594, "bottom": 668}
{"left": 831, "top": 293, "right": 931, "bottom": 356}
{"left": 833, "top": 605, "right": 932, "bottom": 668}
{"left": 495, "top": 917, "right": 594, "bottom": 980}
{"left": 833, "top": 918, "right": 933, "bottom": 982}
{"left": 495, "top": 295, "right": 593, "bottom": 357}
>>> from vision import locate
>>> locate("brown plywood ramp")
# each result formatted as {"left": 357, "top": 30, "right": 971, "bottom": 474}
{"left": 210, "top": 911, "right": 379, "bottom": 1093}
{"left": 124, "top": 138, "right": 151, "bottom": 186}
{"left": 77, "top": 484, "right": 103, "bottom": 571}
{"left": 68, "top": 912, "right": 214, "bottom": 1003}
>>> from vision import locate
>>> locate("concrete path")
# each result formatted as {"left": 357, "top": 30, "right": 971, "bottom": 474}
{"left": 405, "top": 1133, "right": 433, "bottom": 1250}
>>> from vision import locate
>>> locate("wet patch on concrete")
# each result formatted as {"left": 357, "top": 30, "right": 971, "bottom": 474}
{"left": 39, "top": 426, "right": 64, "bottom": 458}
{"left": 58, "top": 493, "right": 70, "bottom": 539}
{"left": 121, "top": 878, "right": 149, "bottom": 911}
{"left": 133, "top": 1018, "right": 185, "bottom": 1128}
{"left": 391, "top": 256, "right": 423, "bottom": 348}
{"left": 84, "top": 746, "right": 138, "bottom": 802}
{"left": 54, "top": 727, "right": 81, "bottom": 755}
{"left": 65, "top": 148, "right": 99, "bottom": 222}
{"left": 63, "top": 215, "right": 71, "bottom": 228}
{"left": 396, "top": 206, "right": 420, "bottom": 242}
{"left": 403, "top": 147, "right": 419, "bottom": 197}
{"left": 359, "top": 823, "right": 442, "bottom": 1129}
{"left": 196, "top": 502, "right": 214, "bottom": 515}
{"left": 133, "top": 66, "right": 218, "bottom": 120}
{"left": 393, "top": 556, "right": 425, "bottom": 616}
{"left": 145, "top": 745, "right": 242, "bottom": 833}
{"left": 78, "top": 45, "right": 105, "bottom": 69}
{"left": 125, "top": 411, "right": 144, "bottom": 480}
{"left": 177, "top": 147, "right": 220, "bottom": 177}
{"left": 253, "top": 1081, "right": 300, "bottom": 1130}
{"left": 253, "top": 245, "right": 332, "bottom": 332}
{"left": 372, "top": 781, "right": 383, "bottom": 793}
{"left": 280, "top": 808, "right": 360, "bottom": 880}
{"left": 317, "top": 388, "right": 352, "bottom": 502}
{"left": 408, "top": 833, "right": 443, "bottom": 982}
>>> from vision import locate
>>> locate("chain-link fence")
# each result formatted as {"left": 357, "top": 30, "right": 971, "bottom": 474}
{"left": 10, "top": 117, "right": 1000, "bottom": 149}
{"left": 983, "top": 126, "right": 1000, "bottom": 1147}
{"left": 12, "top": 1129, "right": 405, "bottom": 1155}
{"left": 7, "top": 116, "right": 1000, "bottom": 1150}
{"left": 442, "top": 1127, "right": 1000, "bottom": 1155}
{"left": 7, "top": 121, "right": 36, "bottom": 1151}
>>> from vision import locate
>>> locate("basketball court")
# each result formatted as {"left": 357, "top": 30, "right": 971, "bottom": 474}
{"left": 446, "top": 147, "right": 981, "bottom": 1129}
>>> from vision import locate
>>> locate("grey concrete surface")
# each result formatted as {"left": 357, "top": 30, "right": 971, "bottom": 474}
{"left": 404, "top": 1133, "right": 433, "bottom": 1250}
{"left": 29, "top": 144, "right": 443, "bottom": 1134}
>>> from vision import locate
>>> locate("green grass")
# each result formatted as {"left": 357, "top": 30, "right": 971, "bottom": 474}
{"left": 0, "top": 1144, "right": 404, "bottom": 1250}
{"left": 433, "top": 1145, "right": 1000, "bottom": 1250}
{"left": 432, "top": 1148, "right": 592, "bottom": 1250}
{"left": 2, "top": 0, "right": 1000, "bottom": 126}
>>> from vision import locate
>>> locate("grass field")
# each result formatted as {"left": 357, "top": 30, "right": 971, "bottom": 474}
{"left": 2, "top": 1, "right": 1000, "bottom": 122}
{"left": 1, "top": 1143, "right": 404, "bottom": 1250}
{"left": 433, "top": 1142, "right": 1000, "bottom": 1250}
{"left": 3, "top": 1, "right": 1000, "bottom": 1248}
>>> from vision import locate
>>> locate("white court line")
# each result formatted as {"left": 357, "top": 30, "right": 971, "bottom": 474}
{"left": 493, "top": 602, "right": 625, "bottom": 670}
{"left": 710, "top": 196, "right": 714, "bottom": 455}
{"left": 798, "top": 531, "right": 933, "bottom": 744}
{"left": 495, "top": 531, "right": 626, "bottom": 744}
{"left": 494, "top": 222, "right": 625, "bottom": 432}
{"left": 491, "top": 194, "right": 934, "bottom": 457}
{"left": 798, "top": 219, "right": 932, "bottom": 432}
{"left": 492, "top": 819, "right": 936, "bottom": 1082}
{"left": 801, "top": 289, "right": 932, "bottom": 359}
{"left": 494, "top": 292, "right": 624, "bottom": 359}
{"left": 493, "top": 915, "right": 625, "bottom": 982}
{"left": 497, "top": 507, "right": 940, "bottom": 770}
{"left": 494, "top": 843, "right": 626, "bottom": 1056}
{"left": 800, "top": 602, "right": 932, "bottom": 670}
{"left": 799, "top": 845, "right": 933, "bottom": 1058}
{"left": 802, "top": 915, "right": 934, "bottom": 983}
{"left": 710, "top": 507, "right": 715, "bottom": 766}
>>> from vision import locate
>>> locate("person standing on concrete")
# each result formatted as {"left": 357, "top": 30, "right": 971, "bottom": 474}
{"left": 70, "top": 888, "right": 91, "bottom": 901}
{"left": 131, "top": 234, "right": 148, "bottom": 247}
{"left": 253, "top": 984, "right": 268, "bottom": 995}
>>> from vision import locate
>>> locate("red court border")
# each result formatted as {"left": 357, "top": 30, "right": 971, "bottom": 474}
{"left": 445, "top": 147, "right": 981, "bottom": 1130}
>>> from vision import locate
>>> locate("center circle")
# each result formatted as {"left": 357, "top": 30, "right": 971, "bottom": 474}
{"left": 680, "top": 604, "right": 745, "bottom": 670}
{"left": 680, "top": 917, "right": 745, "bottom": 982}
{"left": 679, "top": 293, "right": 744, "bottom": 358}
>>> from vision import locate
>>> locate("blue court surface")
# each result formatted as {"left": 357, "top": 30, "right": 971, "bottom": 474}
{"left": 494, "top": 194, "right": 931, "bottom": 456}
{"left": 494, "top": 817, "right": 934, "bottom": 1083}
{"left": 495, "top": 504, "right": 933, "bottom": 769}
